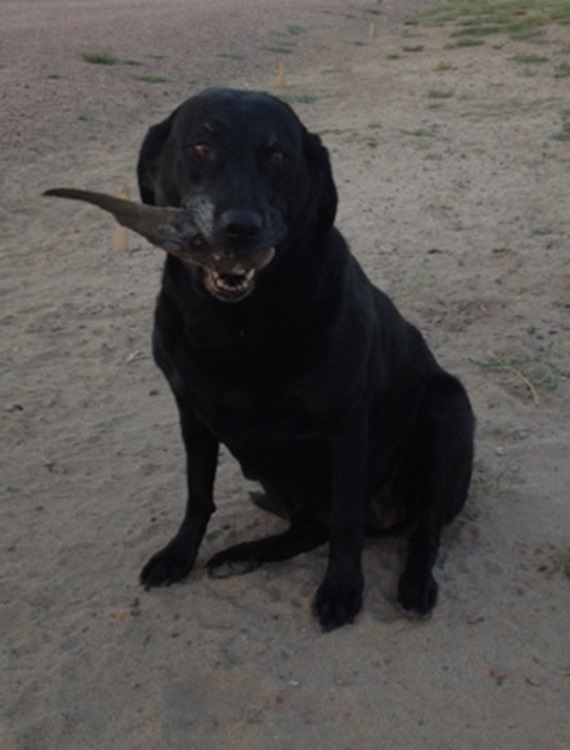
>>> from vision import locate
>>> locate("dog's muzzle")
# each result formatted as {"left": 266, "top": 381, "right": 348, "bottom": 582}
{"left": 186, "top": 197, "right": 286, "bottom": 302}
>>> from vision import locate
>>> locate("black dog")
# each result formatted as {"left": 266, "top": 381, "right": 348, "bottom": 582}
{"left": 136, "top": 88, "right": 475, "bottom": 630}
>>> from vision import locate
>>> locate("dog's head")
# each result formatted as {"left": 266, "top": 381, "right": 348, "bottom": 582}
{"left": 137, "top": 88, "right": 338, "bottom": 302}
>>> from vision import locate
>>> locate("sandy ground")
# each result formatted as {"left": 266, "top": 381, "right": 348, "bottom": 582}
{"left": 1, "top": 1, "right": 569, "bottom": 748}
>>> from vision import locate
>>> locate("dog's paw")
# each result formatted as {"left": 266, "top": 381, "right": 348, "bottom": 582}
{"left": 313, "top": 573, "right": 363, "bottom": 632}
{"left": 397, "top": 571, "right": 438, "bottom": 618}
{"left": 206, "top": 543, "right": 261, "bottom": 578}
{"left": 140, "top": 538, "right": 195, "bottom": 589}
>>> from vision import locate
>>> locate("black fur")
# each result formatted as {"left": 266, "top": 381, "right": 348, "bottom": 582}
{"left": 137, "top": 88, "right": 475, "bottom": 630}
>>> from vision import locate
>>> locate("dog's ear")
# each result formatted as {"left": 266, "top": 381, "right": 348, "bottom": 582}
{"left": 302, "top": 130, "right": 338, "bottom": 231}
{"left": 137, "top": 107, "right": 180, "bottom": 205}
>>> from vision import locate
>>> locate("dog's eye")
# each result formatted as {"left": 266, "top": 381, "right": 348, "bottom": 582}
{"left": 189, "top": 143, "right": 215, "bottom": 162}
{"left": 267, "top": 151, "right": 285, "bottom": 166}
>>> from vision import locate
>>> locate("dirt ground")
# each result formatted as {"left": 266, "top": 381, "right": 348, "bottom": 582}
{"left": 1, "top": 1, "right": 569, "bottom": 748}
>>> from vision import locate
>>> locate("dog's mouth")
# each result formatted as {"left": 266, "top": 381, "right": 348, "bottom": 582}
{"left": 194, "top": 246, "right": 276, "bottom": 302}
{"left": 201, "top": 265, "right": 258, "bottom": 302}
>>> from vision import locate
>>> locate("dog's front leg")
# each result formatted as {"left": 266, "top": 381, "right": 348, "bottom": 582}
{"left": 314, "top": 416, "right": 368, "bottom": 631}
{"left": 140, "top": 406, "right": 218, "bottom": 589}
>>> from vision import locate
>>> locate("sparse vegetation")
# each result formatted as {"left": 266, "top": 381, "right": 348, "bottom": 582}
{"left": 428, "top": 86, "right": 455, "bottom": 99}
{"left": 470, "top": 352, "right": 562, "bottom": 402}
{"left": 284, "top": 24, "right": 306, "bottom": 35}
{"left": 400, "top": 124, "right": 439, "bottom": 137}
{"left": 131, "top": 74, "right": 170, "bottom": 84}
{"left": 511, "top": 54, "right": 549, "bottom": 63}
{"left": 552, "top": 108, "right": 570, "bottom": 140}
{"left": 81, "top": 51, "right": 118, "bottom": 65}
{"left": 554, "top": 60, "right": 570, "bottom": 76}
{"left": 410, "top": 0, "right": 570, "bottom": 43}
{"left": 260, "top": 45, "right": 294, "bottom": 55}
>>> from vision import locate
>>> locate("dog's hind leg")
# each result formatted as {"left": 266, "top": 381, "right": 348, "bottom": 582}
{"left": 207, "top": 517, "right": 328, "bottom": 577}
{"left": 397, "top": 374, "right": 475, "bottom": 617}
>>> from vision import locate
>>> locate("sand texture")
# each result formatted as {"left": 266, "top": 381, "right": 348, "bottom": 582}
{"left": 1, "top": 1, "right": 569, "bottom": 748}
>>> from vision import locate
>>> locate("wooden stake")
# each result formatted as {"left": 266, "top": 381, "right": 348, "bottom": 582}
{"left": 113, "top": 188, "right": 129, "bottom": 251}
{"left": 276, "top": 59, "right": 287, "bottom": 88}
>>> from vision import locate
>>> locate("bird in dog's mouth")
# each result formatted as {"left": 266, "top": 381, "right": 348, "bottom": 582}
{"left": 43, "top": 188, "right": 275, "bottom": 302}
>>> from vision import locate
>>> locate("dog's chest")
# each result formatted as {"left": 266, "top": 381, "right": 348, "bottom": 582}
{"left": 172, "top": 334, "right": 332, "bottom": 440}
{"left": 194, "top": 371, "right": 321, "bottom": 441}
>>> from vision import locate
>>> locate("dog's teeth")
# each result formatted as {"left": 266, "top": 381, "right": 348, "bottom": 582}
{"left": 204, "top": 266, "right": 256, "bottom": 298}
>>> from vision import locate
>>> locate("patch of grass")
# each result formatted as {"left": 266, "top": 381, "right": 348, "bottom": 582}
{"left": 400, "top": 124, "right": 439, "bottom": 137}
{"left": 428, "top": 86, "right": 455, "bottom": 99}
{"left": 81, "top": 51, "right": 118, "bottom": 65}
{"left": 552, "top": 109, "right": 570, "bottom": 140}
{"left": 260, "top": 45, "right": 294, "bottom": 55}
{"left": 121, "top": 59, "right": 144, "bottom": 67}
{"left": 451, "top": 24, "right": 504, "bottom": 37}
{"left": 216, "top": 53, "right": 245, "bottom": 60}
{"left": 132, "top": 74, "right": 170, "bottom": 84}
{"left": 511, "top": 54, "right": 549, "bottom": 63}
{"left": 471, "top": 352, "right": 561, "bottom": 401}
{"left": 47, "top": 73, "right": 61, "bottom": 80}
{"left": 402, "top": 45, "right": 425, "bottom": 52}
{"left": 284, "top": 24, "right": 306, "bottom": 35}
{"left": 554, "top": 61, "right": 570, "bottom": 76}
{"left": 509, "top": 26, "right": 547, "bottom": 41}
{"left": 446, "top": 37, "right": 485, "bottom": 48}
{"left": 386, "top": 53, "right": 401, "bottom": 60}
{"left": 410, "top": 1, "right": 570, "bottom": 44}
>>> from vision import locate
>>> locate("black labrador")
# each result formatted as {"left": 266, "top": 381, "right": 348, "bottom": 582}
{"left": 129, "top": 88, "right": 475, "bottom": 631}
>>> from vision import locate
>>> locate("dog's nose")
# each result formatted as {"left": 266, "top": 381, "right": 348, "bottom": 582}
{"left": 219, "top": 210, "right": 262, "bottom": 243}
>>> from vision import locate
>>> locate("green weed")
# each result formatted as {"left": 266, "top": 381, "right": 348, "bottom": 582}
{"left": 554, "top": 61, "right": 570, "bottom": 76}
{"left": 552, "top": 109, "right": 570, "bottom": 140}
{"left": 284, "top": 24, "right": 306, "bottom": 35}
{"left": 81, "top": 51, "right": 118, "bottom": 65}
{"left": 400, "top": 124, "right": 439, "bottom": 137}
{"left": 428, "top": 86, "right": 456, "bottom": 99}
{"left": 511, "top": 54, "right": 549, "bottom": 63}
{"left": 260, "top": 45, "right": 294, "bottom": 55}
{"left": 132, "top": 75, "right": 170, "bottom": 84}
{"left": 445, "top": 37, "right": 486, "bottom": 48}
